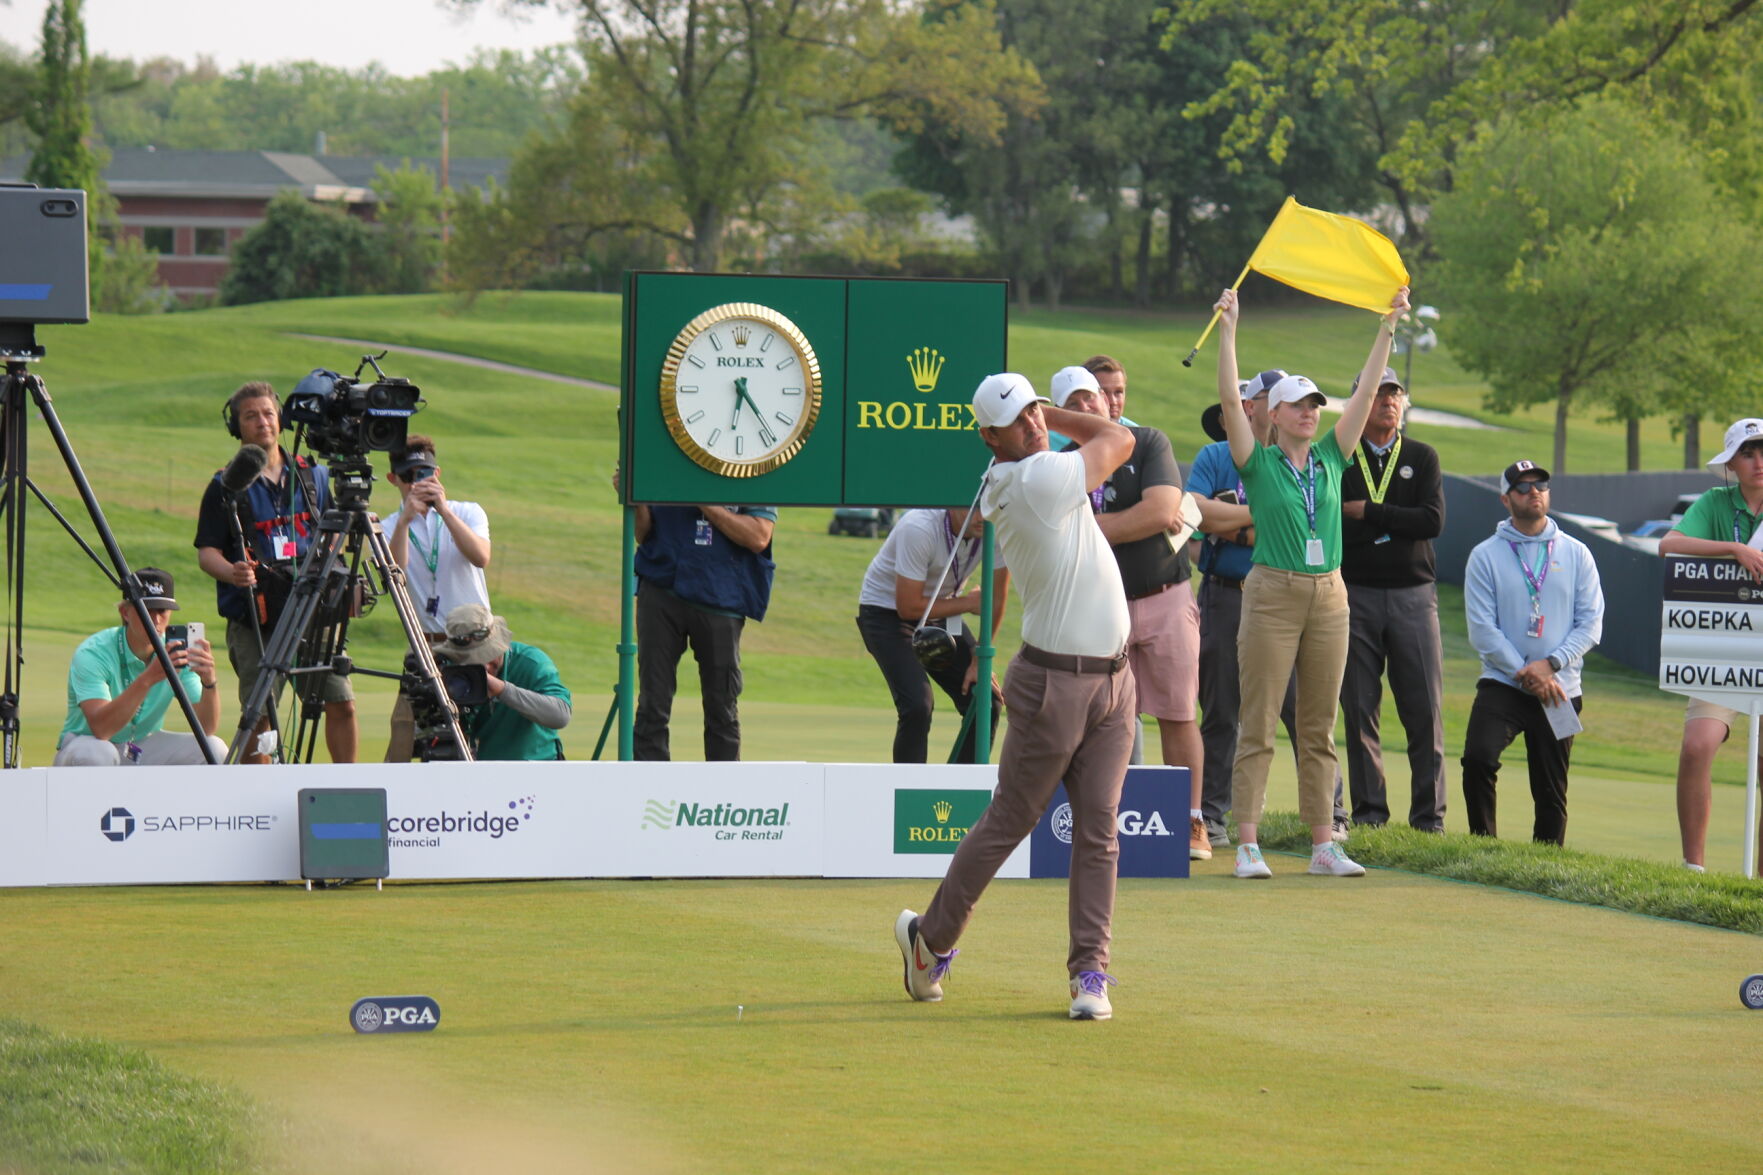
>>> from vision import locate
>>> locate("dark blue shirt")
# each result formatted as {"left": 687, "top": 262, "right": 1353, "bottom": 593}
{"left": 1184, "top": 440, "right": 1254, "bottom": 582}
{"left": 634, "top": 506, "right": 779, "bottom": 621}
{"left": 193, "top": 452, "right": 333, "bottom": 620}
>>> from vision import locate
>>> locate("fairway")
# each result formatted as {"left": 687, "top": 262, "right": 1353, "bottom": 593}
{"left": 3, "top": 865, "right": 1759, "bottom": 1173}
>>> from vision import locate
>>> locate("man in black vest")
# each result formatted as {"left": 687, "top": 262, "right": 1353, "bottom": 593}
{"left": 621, "top": 472, "right": 777, "bottom": 761}
{"left": 1052, "top": 365, "right": 1209, "bottom": 861}
{"left": 1338, "top": 367, "right": 1446, "bottom": 829}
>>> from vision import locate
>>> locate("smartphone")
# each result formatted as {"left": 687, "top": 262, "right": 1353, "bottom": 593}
{"left": 166, "top": 621, "right": 205, "bottom": 647}
{"left": 1214, "top": 489, "right": 1240, "bottom": 505}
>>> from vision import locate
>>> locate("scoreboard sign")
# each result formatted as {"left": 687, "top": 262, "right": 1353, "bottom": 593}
{"left": 1659, "top": 556, "right": 1763, "bottom": 713}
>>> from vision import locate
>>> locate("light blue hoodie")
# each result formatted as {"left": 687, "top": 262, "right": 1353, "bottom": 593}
{"left": 1464, "top": 517, "right": 1604, "bottom": 697}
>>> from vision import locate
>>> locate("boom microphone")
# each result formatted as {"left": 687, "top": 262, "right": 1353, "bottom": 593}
{"left": 220, "top": 444, "right": 268, "bottom": 494}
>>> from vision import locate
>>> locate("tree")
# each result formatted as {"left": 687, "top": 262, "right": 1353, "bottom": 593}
{"left": 454, "top": 0, "right": 1040, "bottom": 274}
{"left": 372, "top": 162, "right": 446, "bottom": 293}
{"left": 219, "top": 191, "right": 384, "bottom": 305}
{"left": 1163, "top": 0, "right": 1763, "bottom": 252}
{"left": 1429, "top": 98, "right": 1763, "bottom": 473}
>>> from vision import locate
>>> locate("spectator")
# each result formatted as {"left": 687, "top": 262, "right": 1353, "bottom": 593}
{"left": 1337, "top": 367, "right": 1447, "bottom": 830}
{"left": 1461, "top": 461, "right": 1605, "bottom": 845}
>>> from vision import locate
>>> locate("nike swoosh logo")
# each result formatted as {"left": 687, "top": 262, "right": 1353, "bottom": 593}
{"left": 999, "top": 388, "right": 1009, "bottom": 399}
{"left": 914, "top": 944, "right": 929, "bottom": 971}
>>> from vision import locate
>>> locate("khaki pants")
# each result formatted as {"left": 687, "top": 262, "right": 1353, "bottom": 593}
{"left": 1232, "top": 566, "right": 1350, "bottom": 829}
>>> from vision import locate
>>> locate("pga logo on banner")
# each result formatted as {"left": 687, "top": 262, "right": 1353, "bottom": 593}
{"left": 1029, "top": 766, "right": 1190, "bottom": 879}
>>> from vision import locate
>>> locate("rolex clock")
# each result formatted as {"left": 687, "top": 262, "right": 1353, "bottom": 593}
{"left": 659, "top": 302, "right": 823, "bottom": 478}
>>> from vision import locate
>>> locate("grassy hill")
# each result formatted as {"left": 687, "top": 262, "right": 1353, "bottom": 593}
{"left": 9, "top": 292, "right": 1740, "bottom": 830}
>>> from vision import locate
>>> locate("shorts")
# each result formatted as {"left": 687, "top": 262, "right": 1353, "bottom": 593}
{"left": 1124, "top": 581, "right": 1200, "bottom": 721}
{"left": 226, "top": 617, "right": 354, "bottom": 708}
{"left": 1686, "top": 695, "right": 1744, "bottom": 740}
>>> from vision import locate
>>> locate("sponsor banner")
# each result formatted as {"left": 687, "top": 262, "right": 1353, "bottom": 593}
{"left": 44, "top": 767, "right": 299, "bottom": 884}
{"left": 822, "top": 764, "right": 1027, "bottom": 879}
{"left": 1663, "top": 555, "right": 1763, "bottom": 605}
{"left": 603, "top": 762, "right": 825, "bottom": 876}
{"left": 1029, "top": 766, "right": 1191, "bottom": 880}
{"left": 0, "top": 770, "right": 48, "bottom": 886}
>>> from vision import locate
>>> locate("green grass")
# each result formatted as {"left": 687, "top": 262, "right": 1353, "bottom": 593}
{"left": 4, "top": 873, "right": 1763, "bottom": 1173}
{"left": 0, "top": 1018, "right": 260, "bottom": 1174}
{"left": 1259, "top": 817, "right": 1763, "bottom": 932}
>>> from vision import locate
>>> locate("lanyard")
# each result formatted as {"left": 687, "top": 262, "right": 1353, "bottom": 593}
{"left": 1355, "top": 435, "right": 1402, "bottom": 505}
{"left": 406, "top": 511, "right": 443, "bottom": 578}
{"left": 1507, "top": 539, "right": 1553, "bottom": 616}
{"left": 1279, "top": 450, "right": 1319, "bottom": 536}
{"left": 943, "top": 512, "right": 980, "bottom": 593}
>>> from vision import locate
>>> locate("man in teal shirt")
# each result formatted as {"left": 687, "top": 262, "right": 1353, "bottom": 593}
{"left": 55, "top": 568, "right": 226, "bottom": 766}
{"left": 439, "top": 604, "right": 571, "bottom": 761}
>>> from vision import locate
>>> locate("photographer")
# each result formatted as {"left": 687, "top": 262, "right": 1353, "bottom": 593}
{"left": 53, "top": 568, "right": 226, "bottom": 766}
{"left": 380, "top": 435, "right": 491, "bottom": 761}
{"left": 438, "top": 604, "right": 571, "bottom": 761}
{"left": 193, "top": 381, "right": 358, "bottom": 763}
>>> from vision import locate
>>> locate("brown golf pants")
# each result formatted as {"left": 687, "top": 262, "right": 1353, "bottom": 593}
{"left": 920, "top": 650, "right": 1137, "bottom": 976}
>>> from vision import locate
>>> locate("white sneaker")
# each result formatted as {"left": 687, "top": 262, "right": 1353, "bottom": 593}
{"left": 1684, "top": 861, "right": 1706, "bottom": 874}
{"left": 1069, "top": 971, "right": 1117, "bottom": 1020}
{"left": 894, "top": 909, "right": 956, "bottom": 1002}
{"left": 1331, "top": 818, "right": 1351, "bottom": 843}
{"left": 1309, "top": 842, "right": 1366, "bottom": 876}
{"left": 1234, "top": 844, "right": 1272, "bottom": 879}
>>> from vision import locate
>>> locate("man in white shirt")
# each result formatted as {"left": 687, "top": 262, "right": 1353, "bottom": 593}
{"left": 380, "top": 434, "right": 492, "bottom": 760}
{"left": 856, "top": 507, "right": 1008, "bottom": 763}
{"left": 895, "top": 373, "right": 1137, "bottom": 1021}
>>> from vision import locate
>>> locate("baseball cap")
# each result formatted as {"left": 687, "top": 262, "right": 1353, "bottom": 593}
{"left": 971, "top": 373, "right": 1049, "bottom": 429}
{"left": 1048, "top": 365, "right": 1101, "bottom": 408}
{"left": 1267, "top": 374, "right": 1326, "bottom": 409}
{"left": 391, "top": 448, "right": 437, "bottom": 478}
{"left": 1350, "top": 366, "right": 1406, "bottom": 395}
{"left": 1241, "top": 369, "right": 1289, "bottom": 400}
{"left": 1499, "top": 460, "right": 1550, "bottom": 494}
{"left": 132, "top": 567, "right": 179, "bottom": 611}
{"left": 1709, "top": 418, "right": 1763, "bottom": 466}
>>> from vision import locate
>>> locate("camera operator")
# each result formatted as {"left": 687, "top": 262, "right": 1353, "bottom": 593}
{"left": 436, "top": 604, "right": 570, "bottom": 760}
{"left": 380, "top": 434, "right": 492, "bottom": 761}
{"left": 193, "top": 381, "right": 358, "bottom": 763}
{"left": 53, "top": 568, "right": 227, "bottom": 766}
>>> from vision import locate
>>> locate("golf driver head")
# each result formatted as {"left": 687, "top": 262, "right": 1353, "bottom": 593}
{"left": 911, "top": 625, "right": 959, "bottom": 673}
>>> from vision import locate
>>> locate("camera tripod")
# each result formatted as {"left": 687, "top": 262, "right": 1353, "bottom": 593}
{"left": 225, "top": 457, "right": 473, "bottom": 764}
{"left": 0, "top": 328, "right": 214, "bottom": 767}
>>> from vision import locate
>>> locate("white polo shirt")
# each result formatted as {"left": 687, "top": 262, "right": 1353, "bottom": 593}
{"left": 858, "top": 508, "right": 1007, "bottom": 611}
{"left": 981, "top": 450, "right": 1127, "bottom": 657}
{"left": 379, "top": 500, "right": 491, "bottom": 633}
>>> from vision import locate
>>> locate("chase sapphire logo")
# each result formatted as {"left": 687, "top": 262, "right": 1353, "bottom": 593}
{"left": 99, "top": 807, "right": 135, "bottom": 842}
{"left": 350, "top": 995, "right": 441, "bottom": 1034}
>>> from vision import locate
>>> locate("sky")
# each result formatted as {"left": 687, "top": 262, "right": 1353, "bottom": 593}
{"left": 0, "top": 0, "right": 582, "bottom": 76}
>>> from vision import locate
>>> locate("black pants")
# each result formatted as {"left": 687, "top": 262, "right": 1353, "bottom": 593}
{"left": 1196, "top": 576, "right": 1345, "bottom": 825}
{"left": 1339, "top": 582, "right": 1447, "bottom": 830}
{"left": 1460, "top": 679, "right": 1581, "bottom": 845}
{"left": 634, "top": 578, "right": 745, "bottom": 761}
{"left": 856, "top": 605, "right": 1001, "bottom": 764}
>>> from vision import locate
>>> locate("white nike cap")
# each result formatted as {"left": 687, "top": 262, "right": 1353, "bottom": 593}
{"left": 972, "top": 373, "right": 1049, "bottom": 429}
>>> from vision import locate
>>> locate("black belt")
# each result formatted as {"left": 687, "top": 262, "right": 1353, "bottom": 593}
{"left": 1204, "top": 575, "right": 1244, "bottom": 591}
{"left": 1126, "top": 581, "right": 1178, "bottom": 602}
{"left": 1019, "top": 643, "right": 1127, "bottom": 676}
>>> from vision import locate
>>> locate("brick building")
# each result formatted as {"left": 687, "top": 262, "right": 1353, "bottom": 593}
{"left": 0, "top": 148, "right": 508, "bottom": 301}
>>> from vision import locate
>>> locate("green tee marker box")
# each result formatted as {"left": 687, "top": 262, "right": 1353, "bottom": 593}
{"left": 298, "top": 788, "right": 389, "bottom": 881}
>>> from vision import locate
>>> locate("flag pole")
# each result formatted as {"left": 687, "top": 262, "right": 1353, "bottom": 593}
{"left": 1181, "top": 259, "right": 1253, "bottom": 368}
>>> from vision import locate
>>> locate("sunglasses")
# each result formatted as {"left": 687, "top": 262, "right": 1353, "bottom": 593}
{"left": 446, "top": 625, "right": 492, "bottom": 649}
{"left": 1507, "top": 481, "right": 1549, "bottom": 496}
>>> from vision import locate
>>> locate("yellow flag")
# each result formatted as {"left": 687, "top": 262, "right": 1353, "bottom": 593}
{"left": 1246, "top": 196, "right": 1409, "bottom": 313}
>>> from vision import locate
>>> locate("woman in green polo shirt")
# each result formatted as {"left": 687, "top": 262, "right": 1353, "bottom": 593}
{"left": 1659, "top": 418, "right": 1763, "bottom": 872}
{"left": 1212, "top": 284, "right": 1409, "bottom": 879}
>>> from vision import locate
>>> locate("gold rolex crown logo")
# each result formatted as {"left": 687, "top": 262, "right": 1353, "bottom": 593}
{"left": 732, "top": 325, "right": 751, "bottom": 347}
{"left": 907, "top": 347, "right": 946, "bottom": 394}
{"left": 933, "top": 800, "right": 953, "bottom": 824}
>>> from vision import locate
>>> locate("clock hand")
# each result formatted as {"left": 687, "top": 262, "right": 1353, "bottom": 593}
{"left": 731, "top": 377, "right": 746, "bottom": 428}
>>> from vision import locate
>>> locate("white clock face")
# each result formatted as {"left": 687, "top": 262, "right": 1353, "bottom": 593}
{"left": 660, "top": 303, "right": 822, "bottom": 478}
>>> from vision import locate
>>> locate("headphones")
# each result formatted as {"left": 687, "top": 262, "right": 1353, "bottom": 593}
{"left": 222, "top": 390, "right": 283, "bottom": 440}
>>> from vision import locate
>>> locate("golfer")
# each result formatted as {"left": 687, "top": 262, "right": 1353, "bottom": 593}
{"left": 895, "top": 372, "right": 1136, "bottom": 1021}
{"left": 1659, "top": 418, "right": 1763, "bottom": 871}
{"left": 1212, "top": 285, "right": 1408, "bottom": 879}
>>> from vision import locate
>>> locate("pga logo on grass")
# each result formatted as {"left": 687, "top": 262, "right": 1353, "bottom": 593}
{"left": 350, "top": 995, "right": 441, "bottom": 1035}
